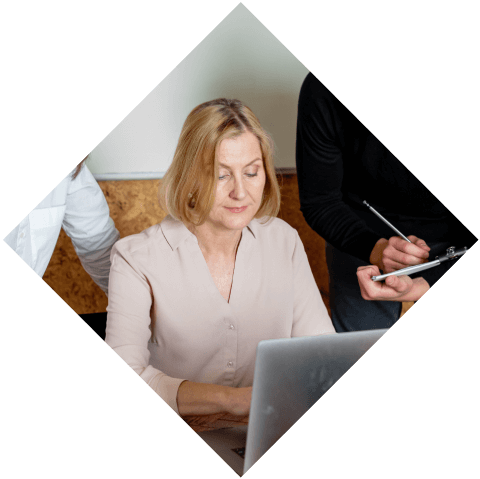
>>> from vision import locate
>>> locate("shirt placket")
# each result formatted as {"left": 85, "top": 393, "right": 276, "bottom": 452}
{"left": 222, "top": 228, "right": 249, "bottom": 387}
{"left": 223, "top": 313, "right": 238, "bottom": 386}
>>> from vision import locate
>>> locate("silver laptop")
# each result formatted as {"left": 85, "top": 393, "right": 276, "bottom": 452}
{"left": 199, "top": 329, "right": 386, "bottom": 475}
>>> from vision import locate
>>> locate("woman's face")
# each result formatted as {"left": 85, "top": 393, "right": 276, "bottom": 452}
{"left": 205, "top": 130, "right": 266, "bottom": 233}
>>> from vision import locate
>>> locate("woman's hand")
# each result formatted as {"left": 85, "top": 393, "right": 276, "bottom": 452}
{"left": 177, "top": 381, "right": 252, "bottom": 417}
{"left": 357, "top": 265, "right": 413, "bottom": 301}
{"left": 224, "top": 386, "right": 252, "bottom": 416}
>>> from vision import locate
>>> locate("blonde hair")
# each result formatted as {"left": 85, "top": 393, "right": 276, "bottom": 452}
{"left": 158, "top": 99, "right": 281, "bottom": 225}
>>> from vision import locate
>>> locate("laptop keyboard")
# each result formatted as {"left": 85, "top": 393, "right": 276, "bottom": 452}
{"left": 232, "top": 447, "right": 246, "bottom": 459}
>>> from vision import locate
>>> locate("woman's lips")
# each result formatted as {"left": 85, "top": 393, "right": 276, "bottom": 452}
{"left": 225, "top": 206, "right": 248, "bottom": 213}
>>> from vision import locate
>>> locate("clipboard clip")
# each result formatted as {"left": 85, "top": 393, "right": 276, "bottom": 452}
{"left": 436, "top": 246, "right": 468, "bottom": 263}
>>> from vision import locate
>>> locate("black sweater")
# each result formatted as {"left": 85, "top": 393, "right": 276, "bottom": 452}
{"left": 296, "top": 73, "right": 476, "bottom": 265}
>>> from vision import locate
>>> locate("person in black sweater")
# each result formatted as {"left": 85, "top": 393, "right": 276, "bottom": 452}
{"left": 296, "top": 72, "right": 476, "bottom": 332}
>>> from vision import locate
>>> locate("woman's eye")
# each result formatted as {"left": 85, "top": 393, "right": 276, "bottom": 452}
{"left": 219, "top": 170, "right": 258, "bottom": 180}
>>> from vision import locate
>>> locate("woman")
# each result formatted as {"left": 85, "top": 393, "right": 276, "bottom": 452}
{"left": 106, "top": 99, "right": 334, "bottom": 417}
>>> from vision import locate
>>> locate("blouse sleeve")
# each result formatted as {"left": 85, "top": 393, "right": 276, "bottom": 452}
{"left": 105, "top": 244, "right": 186, "bottom": 413}
{"left": 291, "top": 230, "right": 335, "bottom": 337}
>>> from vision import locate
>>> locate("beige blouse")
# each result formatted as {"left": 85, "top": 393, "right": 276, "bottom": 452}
{"left": 106, "top": 215, "right": 334, "bottom": 413}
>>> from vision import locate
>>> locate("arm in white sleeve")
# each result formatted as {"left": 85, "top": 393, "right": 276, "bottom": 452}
{"left": 291, "top": 231, "right": 335, "bottom": 337}
{"left": 105, "top": 245, "right": 185, "bottom": 413}
{"left": 62, "top": 165, "right": 120, "bottom": 294}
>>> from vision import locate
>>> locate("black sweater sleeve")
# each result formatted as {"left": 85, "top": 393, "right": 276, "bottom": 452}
{"left": 296, "top": 74, "right": 380, "bottom": 263}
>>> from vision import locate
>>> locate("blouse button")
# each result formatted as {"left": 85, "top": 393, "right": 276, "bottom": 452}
{"left": 229, "top": 324, "right": 235, "bottom": 330}
{"left": 227, "top": 361, "right": 233, "bottom": 368}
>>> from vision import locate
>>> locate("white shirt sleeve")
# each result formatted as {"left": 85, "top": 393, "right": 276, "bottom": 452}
{"left": 4, "top": 164, "right": 119, "bottom": 293}
{"left": 62, "top": 165, "right": 120, "bottom": 294}
{"left": 4, "top": 176, "right": 70, "bottom": 277}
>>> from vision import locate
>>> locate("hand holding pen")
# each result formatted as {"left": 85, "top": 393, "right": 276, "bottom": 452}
{"left": 363, "top": 200, "right": 468, "bottom": 288}
{"left": 364, "top": 200, "right": 431, "bottom": 274}
{"left": 369, "top": 234, "right": 431, "bottom": 275}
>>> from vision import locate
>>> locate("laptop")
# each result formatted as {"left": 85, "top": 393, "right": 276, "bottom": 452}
{"left": 198, "top": 329, "right": 386, "bottom": 475}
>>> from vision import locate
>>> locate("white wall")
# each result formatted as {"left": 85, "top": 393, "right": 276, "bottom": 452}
{"left": 88, "top": 4, "right": 308, "bottom": 180}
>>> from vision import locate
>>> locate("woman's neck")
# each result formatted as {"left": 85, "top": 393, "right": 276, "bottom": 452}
{"left": 190, "top": 223, "right": 242, "bottom": 257}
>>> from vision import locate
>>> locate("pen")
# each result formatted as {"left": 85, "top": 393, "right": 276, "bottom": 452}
{"left": 363, "top": 200, "right": 412, "bottom": 243}
{"left": 372, "top": 262, "right": 438, "bottom": 281}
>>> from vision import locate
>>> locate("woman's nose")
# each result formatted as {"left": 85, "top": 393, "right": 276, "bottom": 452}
{"left": 230, "top": 176, "right": 247, "bottom": 200}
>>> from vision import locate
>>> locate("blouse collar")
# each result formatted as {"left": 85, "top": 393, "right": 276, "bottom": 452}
{"left": 160, "top": 215, "right": 261, "bottom": 251}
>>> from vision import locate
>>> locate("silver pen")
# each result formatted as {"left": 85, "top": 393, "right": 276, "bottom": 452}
{"left": 372, "top": 246, "right": 468, "bottom": 281}
{"left": 363, "top": 200, "right": 412, "bottom": 243}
